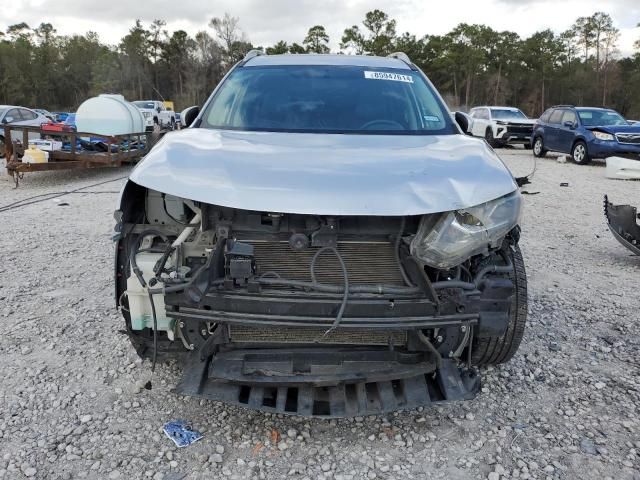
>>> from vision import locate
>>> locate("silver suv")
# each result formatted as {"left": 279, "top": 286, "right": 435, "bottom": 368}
{"left": 114, "top": 52, "right": 527, "bottom": 417}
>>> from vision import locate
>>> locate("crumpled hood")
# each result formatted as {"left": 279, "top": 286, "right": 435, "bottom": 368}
{"left": 587, "top": 124, "right": 640, "bottom": 135}
{"left": 129, "top": 128, "right": 518, "bottom": 216}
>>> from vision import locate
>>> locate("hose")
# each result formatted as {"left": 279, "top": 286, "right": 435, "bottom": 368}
{"left": 310, "top": 247, "right": 349, "bottom": 336}
{"left": 395, "top": 217, "right": 413, "bottom": 287}
{"left": 416, "top": 330, "right": 443, "bottom": 369}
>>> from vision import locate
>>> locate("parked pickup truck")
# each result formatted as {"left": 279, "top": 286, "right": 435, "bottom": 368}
{"left": 133, "top": 100, "right": 176, "bottom": 131}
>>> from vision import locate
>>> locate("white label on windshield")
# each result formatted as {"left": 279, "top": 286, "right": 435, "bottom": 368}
{"left": 364, "top": 71, "right": 414, "bottom": 83}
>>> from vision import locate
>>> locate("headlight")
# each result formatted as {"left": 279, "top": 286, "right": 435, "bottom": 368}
{"left": 495, "top": 120, "right": 507, "bottom": 125}
{"left": 410, "top": 191, "right": 522, "bottom": 269}
{"left": 142, "top": 111, "right": 151, "bottom": 118}
{"left": 593, "top": 131, "right": 614, "bottom": 141}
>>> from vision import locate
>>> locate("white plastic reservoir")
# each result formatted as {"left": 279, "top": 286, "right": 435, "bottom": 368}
{"left": 76, "top": 94, "right": 145, "bottom": 136}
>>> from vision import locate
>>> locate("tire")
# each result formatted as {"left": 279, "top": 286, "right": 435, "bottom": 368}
{"left": 532, "top": 136, "right": 547, "bottom": 157}
{"left": 0, "top": 135, "right": 5, "bottom": 159}
{"left": 471, "top": 244, "right": 527, "bottom": 366}
{"left": 485, "top": 128, "right": 497, "bottom": 148}
{"left": 571, "top": 140, "right": 591, "bottom": 164}
{"left": 170, "top": 118, "right": 176, "bottom": 131}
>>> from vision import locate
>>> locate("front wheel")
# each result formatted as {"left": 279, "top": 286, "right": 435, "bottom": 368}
{"left": 0, "top": 135, "right": 5, "bottom": 159}
{"left": 485, "top": 128, "right": 497, "bottom": 148}
{"left": 571, "top": 140, "right": 591, "bottom": 164}
{"left": 532, "top": 136, "right": 547, "bottom": 157}
{"left": 471, "top": 244, "right": 527, "bottom": 366}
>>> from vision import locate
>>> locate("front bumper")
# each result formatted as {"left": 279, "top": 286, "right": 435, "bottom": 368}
{"left": 496, "top": 124, "right": 533, "bottom": 144}
{"left": 166, "top": 278, "right": 512, "bottom": 416}
{"left": 588, "top": 140, "right": 640, "bottom": 159}
{"left": 175, "top": 350, "right": 479, "bottom": 417}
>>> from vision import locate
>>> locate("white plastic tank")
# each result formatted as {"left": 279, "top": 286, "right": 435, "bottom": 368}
{"left": 75, "top": 94, "right": 145, "bottom": 136}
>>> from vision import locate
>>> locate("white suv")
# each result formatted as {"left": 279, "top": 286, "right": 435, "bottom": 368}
{"left": 468, "top": 106, "right": 535, "bottom": 148}
{"left": 133, "top": 101, "right": 176, "bottom": 131}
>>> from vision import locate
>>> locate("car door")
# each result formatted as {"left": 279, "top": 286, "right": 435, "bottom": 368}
{"left": 471, "top": 108, "right": 490, "bottom": 137}
{"left": 544, "top": 109, "right": 564, "bottom": 151}
{"left": 556, "top": 109, "right": 578, "bottom": 153}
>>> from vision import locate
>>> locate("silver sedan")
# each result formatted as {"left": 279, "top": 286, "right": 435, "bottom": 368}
{"left": 0, "top": 105, "right": 50, "bottom": 157}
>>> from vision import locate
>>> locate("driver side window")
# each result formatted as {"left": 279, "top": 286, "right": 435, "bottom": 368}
{"left": 6, "top": 108, "right": 22, "bottom": 122}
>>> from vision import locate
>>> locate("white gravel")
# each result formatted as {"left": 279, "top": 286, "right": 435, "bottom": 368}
{"left": 0, "top": 150, "right": 639, "bottom": 480}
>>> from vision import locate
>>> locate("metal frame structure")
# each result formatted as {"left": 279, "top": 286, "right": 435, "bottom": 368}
{"left": 3, "top": 125, "right": 155, "bottom": 187}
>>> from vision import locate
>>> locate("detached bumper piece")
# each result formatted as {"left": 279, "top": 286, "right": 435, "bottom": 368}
{"left": 604, "top": 195, "right": 640, "bottom": 255}
{"left": 175, "top": 349, "right": 480, "bottom": 417}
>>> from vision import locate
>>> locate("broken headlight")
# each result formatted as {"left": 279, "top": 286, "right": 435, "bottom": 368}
{"left": 410, "top": 191, "right": 522, "bottom": 269}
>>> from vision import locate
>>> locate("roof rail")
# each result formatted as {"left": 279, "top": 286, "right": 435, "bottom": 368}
{"left": 387, "top": 52, "right": 412, "bottom": 66}
{"left": 243, "top": 49, "right": 264, "bottom": 62}
{"left": 551, "top": 104, "right": 575, "bottom": 108}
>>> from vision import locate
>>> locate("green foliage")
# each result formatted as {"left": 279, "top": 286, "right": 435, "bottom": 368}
{"left": 304, "top": 26, "right": 330, "bottom": 54}
{"left": 0, "top": 11, "right": 638, "bottom": 117}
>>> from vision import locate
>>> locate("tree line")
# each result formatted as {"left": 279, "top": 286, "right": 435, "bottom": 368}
{"left": 1, "top": 10, "right": 639, "bottom": 118}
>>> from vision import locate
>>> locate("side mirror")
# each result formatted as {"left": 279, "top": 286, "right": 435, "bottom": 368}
{"left": 454, "top": 112, "right": 471, "bottom": 135}
{"left": 3, "top": 116, "right": 13, "bottom": 124}
{"left": 156, "top": 107, "right": 162, "bottom": 113}
{"left": 563, "top": 120, "right": 576, "bottom": 129}
{"left": 180, "top": 106, "right": 200, "bottom": 128}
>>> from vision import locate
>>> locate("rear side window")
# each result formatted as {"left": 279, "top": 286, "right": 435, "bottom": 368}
{"left": 549, "top": 109, "right": 563, "bottom": 124}
{"left": 20, "top": 109, "right": 37, "bottom": 121}
{"left": 539, "top": 109, "right": 553, "bottom": 123}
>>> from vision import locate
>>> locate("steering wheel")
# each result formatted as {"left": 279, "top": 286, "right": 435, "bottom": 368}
{"left": 359, "top": 119, "right": 405, "bottom": 130}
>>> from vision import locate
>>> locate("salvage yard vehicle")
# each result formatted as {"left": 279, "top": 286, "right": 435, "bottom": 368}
{"left": 604, "top": 196, "right": 640, "bottom": 256}
{"left": 0, "top": 105, "right": 50, "bottom": 157}
{"left": 468, "top": 106, "right": 535, "bottom": 148}
{"left": 532, "top": 106, "right": 640, "bottom": 164}
{"left": 133, "top": 100, "right": 176, "bottom": 131}
{"left": 114, "top": 52, "right": 527, "bottom": 417}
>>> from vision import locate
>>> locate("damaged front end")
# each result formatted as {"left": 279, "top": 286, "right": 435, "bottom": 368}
{"left": 115, "top": 182, "right": 526, "bottom": 417}
{"left": 604, "top": 195, "right": 640, "bottom": 256}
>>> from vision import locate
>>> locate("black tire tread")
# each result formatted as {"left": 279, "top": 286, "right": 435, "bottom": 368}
{"left": 471, "top": 245, "right": 527, "bottom": 366}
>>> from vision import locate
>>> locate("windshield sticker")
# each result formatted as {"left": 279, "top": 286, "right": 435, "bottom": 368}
{"left": 423, "top": 115, "right": 440, "bottom": 122}
{"left": 364, "top": 71, "right": 414, "bottom": 83}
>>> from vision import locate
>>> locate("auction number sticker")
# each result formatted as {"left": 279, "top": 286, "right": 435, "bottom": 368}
{"left": 364, "top": 71, "right": 414, "bottom": 83}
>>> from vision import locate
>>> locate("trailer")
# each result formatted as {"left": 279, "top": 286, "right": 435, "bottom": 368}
{"left": 3, "top": 125, "right": 158, "bottom": 187}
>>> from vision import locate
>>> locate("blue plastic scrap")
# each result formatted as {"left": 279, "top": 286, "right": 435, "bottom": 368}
{"left": 163, "top": 420, "right": 203, "bottom": 448}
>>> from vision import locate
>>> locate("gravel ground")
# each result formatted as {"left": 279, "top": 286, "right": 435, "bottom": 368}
{"left": 0, "top": 150, "right": 639, "bottom": 480}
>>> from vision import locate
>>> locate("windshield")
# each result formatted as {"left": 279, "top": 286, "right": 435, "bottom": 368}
{"left": 578, "top": 109, "right": 627, "bottom": 126}
{"left": 134, "top": 101, "right": 156, "bottom": 109}
{"left": 201, "top": 65, "right": 455, "bottom": 135}
{"left": 491, "top": 109, "right": 527, "bottom": 120}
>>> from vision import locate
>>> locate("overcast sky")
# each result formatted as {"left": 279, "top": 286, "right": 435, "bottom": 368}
{"left": 3, "top": 0, "right": 639, "bottom": 56}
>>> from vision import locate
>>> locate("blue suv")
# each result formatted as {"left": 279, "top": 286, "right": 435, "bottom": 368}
{"left": 531, "top": 106, "right": 640, "bottom": 164}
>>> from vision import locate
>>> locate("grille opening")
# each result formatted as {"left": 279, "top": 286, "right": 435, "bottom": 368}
{"left": 285, "top": 387, "right": 299, "bottom": 412}
{"left": 313, "top": 400, "right": 331, "bottom": 416}
{"left": 391, "top": 379, "right": 405, "bottom": 404}
{"left": 262, "top": 387, "right": 277, "bottom": 408}
{"left": 345, "top": 383, "right": 358, "bottom": 405}
{"left": 238, "top": 385, "right": 251, "bottom": 404}
{"left": 365, "top": 382, "right": 380, "bottom": 405}
{"left": 426, "top": 374, "right": 445, "bottom": 401}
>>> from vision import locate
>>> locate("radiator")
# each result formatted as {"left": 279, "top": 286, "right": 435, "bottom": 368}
{"left": 247, "top": 240, "right": 404, "bottom": 286}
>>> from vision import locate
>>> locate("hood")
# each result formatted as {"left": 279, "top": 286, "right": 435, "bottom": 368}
{"left": 499, "top": 118, "right": 536, "bottom": 125}
{"left": 587, "top": 124, "right": 640, "bottom": 135}
{"left": 129, "top": 129, "right": 518, "bottom": 216}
